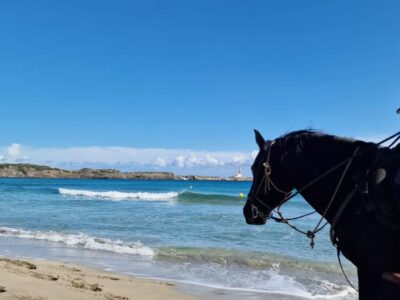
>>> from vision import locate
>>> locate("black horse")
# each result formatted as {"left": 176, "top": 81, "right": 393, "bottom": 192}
{"left": 243, "top": 129, "right": 400, "bottom": 300}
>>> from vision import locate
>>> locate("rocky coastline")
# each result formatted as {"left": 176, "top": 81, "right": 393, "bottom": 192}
{"left": 0, "top": 164, "right": 251, "bottom": 181}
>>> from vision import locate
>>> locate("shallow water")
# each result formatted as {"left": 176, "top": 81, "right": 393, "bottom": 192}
{"left": 0, "top": 178, "right": 357, "bottom": 299}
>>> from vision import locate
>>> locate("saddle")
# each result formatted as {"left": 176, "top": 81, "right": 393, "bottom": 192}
{"left": 356, "top": 145, "right": 400, "bottom": 230}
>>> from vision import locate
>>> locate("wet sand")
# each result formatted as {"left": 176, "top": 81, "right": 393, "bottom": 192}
{"left": 0, "top": 257, "right": 198, "bottom": 300}
{"left": 0, "top": 257, "right": 317, "bottom": 300}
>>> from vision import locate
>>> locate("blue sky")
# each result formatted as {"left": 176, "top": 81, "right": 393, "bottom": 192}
{"left": 0, "top": 0, "right": 399, "bottom": 175}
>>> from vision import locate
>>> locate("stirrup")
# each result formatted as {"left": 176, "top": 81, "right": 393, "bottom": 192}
{"left": 382, "top": 272, "right": 400, "bottom": 285}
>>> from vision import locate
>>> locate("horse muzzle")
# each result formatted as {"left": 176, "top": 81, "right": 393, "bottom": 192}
{"left": 243, "top": 199, "right": 268, "bottom": 225}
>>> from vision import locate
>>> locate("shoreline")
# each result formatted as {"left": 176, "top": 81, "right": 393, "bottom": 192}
{"left": 0, "top": 163, "right": 252, "bottom": 181}
{"left": 0, "top": 257, "right": 199, "bottom": 300}
{"left": 0, "top": 235, "right": 357, "bottom": 300}
{"left": 0, "top": 256, "right": 310, "bottom": 300}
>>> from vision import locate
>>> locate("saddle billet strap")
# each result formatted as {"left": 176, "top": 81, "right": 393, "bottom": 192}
{"left": 329, "top": 187, "right": 358, "bottom": 246}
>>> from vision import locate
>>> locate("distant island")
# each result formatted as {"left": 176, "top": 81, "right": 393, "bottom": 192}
{"left": 0, "top": 163, "right": 252, "bottom": 181}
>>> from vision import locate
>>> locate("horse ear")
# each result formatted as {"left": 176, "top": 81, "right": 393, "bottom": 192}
{"left": 254, "top": 129, "right": 266, "bottom": 150}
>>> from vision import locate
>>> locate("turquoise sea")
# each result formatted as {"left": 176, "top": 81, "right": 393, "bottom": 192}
{"left": 0, "top": 178, "right": 357, "bottom": 299}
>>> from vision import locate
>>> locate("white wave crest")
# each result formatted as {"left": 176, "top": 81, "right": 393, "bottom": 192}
{"left": 58, "top": 188, "right": 180, "bottom": 201}
{"left": 0, "top": 227, "right": 154, "bottom": 256}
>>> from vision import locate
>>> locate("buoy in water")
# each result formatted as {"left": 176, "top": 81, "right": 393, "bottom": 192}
{"left": 239, "top": 193, "right": 244, "bottom": 198}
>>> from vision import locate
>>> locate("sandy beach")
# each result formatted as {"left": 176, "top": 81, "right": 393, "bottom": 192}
{"left": 0, "top": 257, "right": 198, "bottom": 300}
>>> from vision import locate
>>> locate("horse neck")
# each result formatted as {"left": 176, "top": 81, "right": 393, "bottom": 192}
{"left": 288, "top": 136, "right": 376, "bottom": 221}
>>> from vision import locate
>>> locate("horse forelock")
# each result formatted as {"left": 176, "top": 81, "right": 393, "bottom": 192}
{"left": 274, "top": 129, "right": 319, "bottom": 163}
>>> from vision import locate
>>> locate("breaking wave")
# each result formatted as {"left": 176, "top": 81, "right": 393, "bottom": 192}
{"left": 154, "top": 247, "right": 357, "bottom": 299}
{"left": 58, "top": 188, "right": 180, "bottom": 201}
{"left": 0, "top": 226, "right": 154, "bottom": 256}
{"left": 57, "top": 188, "right": 310, "bottom": 208}
{"left": 57, "top": 188, "right": 245, "bottom": 203}
{"left": 156, "top": 246, "right": 355, "bottom": 274}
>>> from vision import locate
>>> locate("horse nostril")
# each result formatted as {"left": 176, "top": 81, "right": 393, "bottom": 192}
{"left": 251, "top": 205, "right": 259, "bottom": 219}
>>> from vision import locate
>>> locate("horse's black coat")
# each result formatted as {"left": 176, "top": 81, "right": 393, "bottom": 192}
{"left": 243, "top": 130, "right": 400, "bottom": 300}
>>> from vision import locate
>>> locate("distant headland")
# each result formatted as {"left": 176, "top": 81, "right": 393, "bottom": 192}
{"left": 0, "top": 163, "right": 252, "bottom": 181}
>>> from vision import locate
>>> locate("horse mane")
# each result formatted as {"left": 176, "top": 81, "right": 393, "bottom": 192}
{"left": 277, "top": 129, "right": 362, "bottom": 149}
{"left": 275, "top": 129, "right": 369, "bottom": 162}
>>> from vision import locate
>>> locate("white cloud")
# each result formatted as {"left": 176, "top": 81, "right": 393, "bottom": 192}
{"left": 205, "top": 154, "right": 219, "bottom": 166}
{"left": 174, "top": 155, "right": 186, "bottom": 168}
{"left": 0, "top": 144, "right": 257, "bottom": 176}
{"left": 8, "top": 143, "right": 21, "bottom": 157}
{"left": 154, "top": 157, "right": 167, "bottom": 167}
{"left": 229, "top": 155, "right": 246, "bottom": 165}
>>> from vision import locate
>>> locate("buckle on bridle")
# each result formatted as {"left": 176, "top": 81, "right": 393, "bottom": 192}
{"left": 263, "top": 162, "right": 272, "bottom": 175}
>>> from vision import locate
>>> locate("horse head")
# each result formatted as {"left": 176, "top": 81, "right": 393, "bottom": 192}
{"left": 243, "top": 130, "right": 294, "bottom": 225}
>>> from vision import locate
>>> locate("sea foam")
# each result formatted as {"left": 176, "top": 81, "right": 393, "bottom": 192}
{"left": 0, "top": 226, "right": 154, "bottom": 256}
{"left": 58, "top": 188, "right": 179, "bottom": 201}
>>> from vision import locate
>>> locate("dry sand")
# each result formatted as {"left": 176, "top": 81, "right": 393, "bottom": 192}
{"left": 0, "top": 257, "right": 198, "bottom": 300}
